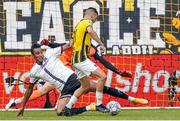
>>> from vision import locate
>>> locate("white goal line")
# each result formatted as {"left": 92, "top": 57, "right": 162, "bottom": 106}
{"left": 1, "top": 106, "right": 180, "bottom": 111}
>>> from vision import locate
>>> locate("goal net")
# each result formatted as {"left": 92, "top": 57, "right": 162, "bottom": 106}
{"left": 0, "top": 0, "right": 179, "bottom": 109}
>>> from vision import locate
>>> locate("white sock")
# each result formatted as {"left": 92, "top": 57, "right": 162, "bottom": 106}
{"left": 85, "top": 106, "right": 90, "bottom": 111}
{"left": 128, "top": 96, "right": 135, "bottom": 101}
{"left": 96, "top": 91, "right": 103, "bottom": 106}
{"left": 66, "top": 95, "right": 77, "bottom": 109}
{"left": 14, "top": 98, "right": 22, "bottom": 104}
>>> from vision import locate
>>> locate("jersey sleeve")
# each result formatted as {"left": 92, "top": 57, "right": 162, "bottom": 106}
{"left": 45, "top": 46, "right": 63, "bottom": 58}
{"left": 85, "top": 20, "right": 93, "bottom": 29}
{"left": 29, "top": 77, "right": 37, "bottom": 84}
{"left": 48, "top": 43, "right": 66, "bottom": 48}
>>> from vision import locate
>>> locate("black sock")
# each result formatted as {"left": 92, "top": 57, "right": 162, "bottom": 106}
{"left": 103, "top": 86, "right": 129, "bottom": 100}
{"left": 71, "top": 107, "right": 86, "bottom": 115}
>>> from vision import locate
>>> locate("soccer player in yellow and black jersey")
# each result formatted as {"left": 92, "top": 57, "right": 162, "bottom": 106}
{"left": 72, "top": 20, "right": 93, "bottom": 63}
{"left": 64, "top": 7, "right": 109, "bottom": 114}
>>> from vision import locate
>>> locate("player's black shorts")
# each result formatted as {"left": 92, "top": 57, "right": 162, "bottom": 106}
{"left": 60, "top": 73, "right": 81, "bottom": 99}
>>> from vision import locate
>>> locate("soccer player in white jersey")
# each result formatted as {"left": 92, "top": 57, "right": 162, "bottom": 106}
{"left": 17, "top": 43, "right": 86, "bottom": 116}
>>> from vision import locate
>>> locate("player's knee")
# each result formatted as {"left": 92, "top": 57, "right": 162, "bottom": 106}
{"left": 56, "top": 111, "right": 63, "bottom": 116}
{"left": 56, "top": 108, "right": 63, "bottom": 116}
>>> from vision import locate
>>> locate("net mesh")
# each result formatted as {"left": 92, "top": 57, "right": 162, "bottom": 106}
{"left": 0, "top": 0, "right": 179, "bottom": 109}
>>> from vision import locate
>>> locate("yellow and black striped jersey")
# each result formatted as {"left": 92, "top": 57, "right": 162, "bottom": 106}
{"left": 72, "top": 19, "right": 93, "bottom": 64}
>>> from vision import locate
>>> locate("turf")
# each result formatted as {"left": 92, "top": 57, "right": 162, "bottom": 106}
{"left": 0, "top": 109, "right": 180, "bottom": 120}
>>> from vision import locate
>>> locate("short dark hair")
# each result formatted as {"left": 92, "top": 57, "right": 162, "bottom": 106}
{"left": 84, "top": 7, "right": 98, "bottom": 16}
{"left": 83, "top": 9, "right": 87, "bottom": 17}
{"left": 31, "top": 43, "right": 41, "bottom": 55}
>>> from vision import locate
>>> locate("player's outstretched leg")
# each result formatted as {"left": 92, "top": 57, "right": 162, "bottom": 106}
{"left": 57, "top": 97, "right": 96, "bottom": 116}
{"left": 131, "top": 98, "right": 148, "bottom": 105}
{"left": 63, "top": 106, "right": 73, "bottom": 116}
{"left": 5, "top": 98, "right": 16, "bottom": 110}
{"left": 5, "top": 82, "right": 54, "bottom": 110}
{"left": 68, "top": 103, "right": 96, "bottom": 116}
{"left": 63, "top": 106, "right": 94, "bottom": 116}
{"left": 103, "top": 86, "right": 148, "bottom": 105}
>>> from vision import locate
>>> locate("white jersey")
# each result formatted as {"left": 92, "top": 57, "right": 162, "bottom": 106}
{"left": 30, "top": 47, "right": 74, "bottom": 92}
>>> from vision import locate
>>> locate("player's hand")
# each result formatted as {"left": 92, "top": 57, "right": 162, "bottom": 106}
{"left": 65, "top": 39, "right": 73, "bottom": 48}
{"left": 120, "top": 70, "right": 132, "bottom": 78}
{"left": 68, "top": 39, "right": 73, "bottom": 47}
{"left": 41, "top": 39, "right": 50, "bottom": 46}
{"left": 17, "top": 108, "right": 24, "bottom": 117}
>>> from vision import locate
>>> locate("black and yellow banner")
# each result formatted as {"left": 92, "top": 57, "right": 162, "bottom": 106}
{"left": 0, "top": 0, "right": 179, "bottom": 55}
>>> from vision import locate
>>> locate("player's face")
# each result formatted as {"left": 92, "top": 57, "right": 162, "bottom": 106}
{"left": 33, "top": 48, "right": 44, "bottom": 63}
{"left": 91, "top": 13, "right": 98, "bottom": 23}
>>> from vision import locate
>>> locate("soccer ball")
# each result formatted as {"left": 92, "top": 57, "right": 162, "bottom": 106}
{"left": 106, "top": 101, "right": 121, "bottom": 115}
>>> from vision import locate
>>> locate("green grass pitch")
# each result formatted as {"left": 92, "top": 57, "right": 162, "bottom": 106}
{"left": 0, "top": 109, "right": 180, "bottom": 120}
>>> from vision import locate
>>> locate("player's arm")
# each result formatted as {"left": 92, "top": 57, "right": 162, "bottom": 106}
{"left": 91, "top": 45, "right": 132, "bottom": 78}
{"left": 49, "top": 39, "right": 73, "bottom": 49}
{"left": 92, "top": 48, "right": 121, "bottom": 75}
{"left": 63, "top": 39, "right": 73, "bottom": 51}
{"left": 49, "top": 43, "right": 66, "bottom": 48}
{"left": 87, "top": 26, "right": 105, "bottom": 53}
{"left": 41, "top": 38, "right": 66, "bottom": 48}
{"left": 17, "top": 79, "right": 37, "bottom": 116}
{"left": 41, "top": 39, "right": 72, "bottom": 51}
{"left": 94, "top": 53, "right": 132, "bottom": 78}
